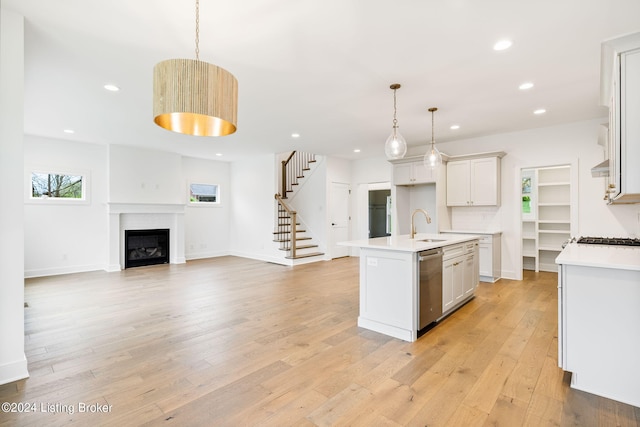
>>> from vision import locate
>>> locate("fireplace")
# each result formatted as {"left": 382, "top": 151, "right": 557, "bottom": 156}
{"left": 124, "top": 229, "right": 170, "bottom": 268}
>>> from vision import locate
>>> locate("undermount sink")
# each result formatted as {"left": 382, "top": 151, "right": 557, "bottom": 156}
{"left": 418, "top": 239, "right": 446, "bottom": 243}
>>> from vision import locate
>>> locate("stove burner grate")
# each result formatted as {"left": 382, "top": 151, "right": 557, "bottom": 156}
{"left": 576, "top": 236, "right": 640, "bottom": 246}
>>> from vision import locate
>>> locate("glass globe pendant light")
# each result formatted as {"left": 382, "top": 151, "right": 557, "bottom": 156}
{"left": 424, "top": 107, "right": 442, "bottom": 170}
{"left": 384, "top": 84, "right": 407, "bottom": 159}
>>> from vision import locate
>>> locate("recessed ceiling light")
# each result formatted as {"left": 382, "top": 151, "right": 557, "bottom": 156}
{"left": 450, "top": 125, "right": 460, "bottom": 130}
{"left": 291, "top": 133, "right": 300, "bottom": 138}
{"left": 534, "top": 108, "right": 546, "bottom": 115}
{"left": 519, "top": 82, "right": 534, "bottom": 90}
{"left": 493, "top": 39, "right": 513, "bottom": 51}
{"left": 103, "top": 84, "right": 120, "bottom": 92}
{"left": 63, "top": 129, "right": 75, "bottom": 134}
{"left": 215, "top": 153, "right": 223, "bottom": 156}
{"left": 353, "top": 149, "right": 361, "bottom": 153}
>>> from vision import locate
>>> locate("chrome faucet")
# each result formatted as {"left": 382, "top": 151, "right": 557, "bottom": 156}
{"left": 410, "top": 209, "right": 432, "bottom": 239}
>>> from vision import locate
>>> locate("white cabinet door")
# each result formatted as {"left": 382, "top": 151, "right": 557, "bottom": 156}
{"left": 393, "top": 163, "right": 414, "bottom": 185}
{"left": 393, "top": 161, "right": 435, "bottom": 185}
{"left": 446, "top": 160, "right": 470, "bottom": 206}
{"left": 412, "top": 163, "right": 434, "bottom": 184}
{"left": 443, "top": 255, "right": 465, "bottom": 313}
{"left": 471, "top": 157, "right": 499, "bottom": 205}
{"left": 447, "top": 157, "right": 500, "bottom": 206}
{"left": 463, "top": 253, "right": 475, "bottom": 298}
{"left": 478, "top": 243, "right": 491, "bottom": 277}
{"left": 442, "top": 257, "right": 455, "bottom": 313}
{"left": 620, "top": 48, "right": 640, "bottom": 197}
{"left": 453, "top": 256, "right": 465, "bottom": 304}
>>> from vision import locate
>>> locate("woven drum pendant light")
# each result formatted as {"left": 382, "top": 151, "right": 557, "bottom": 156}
{"left": 153, "top": 0, "right": 238, "bottom": 137}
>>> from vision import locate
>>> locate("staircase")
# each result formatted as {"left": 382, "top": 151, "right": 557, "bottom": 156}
{"left": 274, "top": 151, "right": 324, "bottom": 261}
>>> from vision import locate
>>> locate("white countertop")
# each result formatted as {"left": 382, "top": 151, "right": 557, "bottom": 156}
{"left": 339, "top": 233, "right": 480, "bottom": 253}
{"left": 556, "top": 243, "right": 640, "bottom": 271}
{"left": 440, "top": 229, "right": 502, "bottom": 235}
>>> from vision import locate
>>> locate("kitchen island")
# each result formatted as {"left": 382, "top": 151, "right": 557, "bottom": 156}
{"left": 556, "top": 243, "right": 640, "bottom": 407}
{"left": 340, "top": 233, "right": 480, "bottom": 342}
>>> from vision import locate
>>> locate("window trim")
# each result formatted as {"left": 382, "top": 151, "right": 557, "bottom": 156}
{"left": 26, "top": 168, "right": 90, "bottom": 205}
{"left": 187, "top": 182, "right": 221, "bottom": 207}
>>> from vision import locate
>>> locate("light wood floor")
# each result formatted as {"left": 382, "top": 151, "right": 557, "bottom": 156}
{"left": 1, "top": 256, "right": 638, "bottom": 426}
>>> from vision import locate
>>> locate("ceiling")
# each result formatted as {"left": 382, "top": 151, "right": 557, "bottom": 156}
{"left": 4, "top": 0, "right": 640, "bottom": 162}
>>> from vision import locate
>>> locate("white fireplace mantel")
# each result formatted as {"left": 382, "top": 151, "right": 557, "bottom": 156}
{"left": 107, "top": 202, "right": 186, "bottom": 215}
{"left": 106, "top": 202, "right": 186, "bottom": 272}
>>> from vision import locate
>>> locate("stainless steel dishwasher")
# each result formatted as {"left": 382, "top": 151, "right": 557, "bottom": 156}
{"left": 418, "top": 248, "right": 443, "bottom": 329}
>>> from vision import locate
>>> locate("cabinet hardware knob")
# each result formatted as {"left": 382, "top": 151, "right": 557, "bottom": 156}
{"left": 608, "top": 184, "right": 616, "bottom": 188}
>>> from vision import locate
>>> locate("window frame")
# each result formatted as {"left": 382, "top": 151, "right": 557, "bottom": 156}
{"left": 26, "top": 168, "right": 90, "bottom": 205}
{"left": 187, "top": 182, "right": 221, "bottom": 207}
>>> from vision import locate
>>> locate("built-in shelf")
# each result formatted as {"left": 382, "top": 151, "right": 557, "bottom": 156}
{"left": 538, "top": 182, "right": 570, "bottom": 187}
{"left": 521, "top": 165, "right": 573, "bottom": 273}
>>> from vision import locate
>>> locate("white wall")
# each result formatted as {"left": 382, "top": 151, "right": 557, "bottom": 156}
{"left": 108, "top": 144, "right": 182, "bottom": 204}
{"left": 287, "top": 156, "right": 328, "bottom": 254}
{"left": 24, "top": 136, "right": 108, "bottom": 277}
{"left": 229, "top": 154, "right": 283, "bottom": 263}
{"left": 0, "top": 7, "right": 29, "bottom": 385}
{"left": 182, "top": 156, "right": 231, "bottom": 259}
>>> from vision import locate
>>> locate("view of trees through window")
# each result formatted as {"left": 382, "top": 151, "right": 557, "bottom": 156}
{"left": 31, "top": 172, "right": 84, "bottom": 199}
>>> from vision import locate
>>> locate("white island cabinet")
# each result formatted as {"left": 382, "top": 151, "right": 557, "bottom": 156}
{"left": 556, "top": 244, "right": 640, "bottom": 407}
{"left": 441, "top": 230, "right": 501, "bottom": 282}
{"left": 340, "top": 233, "right": 479, "bottom": 342}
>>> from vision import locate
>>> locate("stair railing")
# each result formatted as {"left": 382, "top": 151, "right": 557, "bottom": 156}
{"left": 274, "top": 193, "right": 297, "bottom": 259}
{"left": 281, "top": 151, "right": 316, "bottom": 198}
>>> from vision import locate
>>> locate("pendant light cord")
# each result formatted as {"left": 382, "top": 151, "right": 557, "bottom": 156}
{"left": 429, "top": 107, "right": 438, "bottom": 148}
{"left": 392, "top": 89, "right": 398, "bottom": 130}
{"left": 195, "top": 0, "right": 200, "bottom": 60}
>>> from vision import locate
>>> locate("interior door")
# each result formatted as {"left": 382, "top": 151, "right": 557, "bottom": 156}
{"left": 330, "top": 182, "right": 350, "bottom": 258}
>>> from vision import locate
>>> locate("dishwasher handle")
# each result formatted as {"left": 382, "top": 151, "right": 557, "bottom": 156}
{"left": 419, "top": 250, "right": 443, "bottom": 262}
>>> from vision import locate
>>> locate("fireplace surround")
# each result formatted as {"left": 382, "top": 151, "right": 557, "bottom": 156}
{"left": 106, "top": 203, "right": 186, "bottom": 271}
{"left": 124, "top": 229, "right": 169, "bottom": 268}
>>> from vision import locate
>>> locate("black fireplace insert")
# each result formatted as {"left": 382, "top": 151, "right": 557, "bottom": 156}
{"left": 124, "top": 229, "right": 170, "bottom": 268}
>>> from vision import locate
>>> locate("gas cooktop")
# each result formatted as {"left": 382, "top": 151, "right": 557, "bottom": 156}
{"left": 576, "top": 236, "right": 640, "bottom": 246}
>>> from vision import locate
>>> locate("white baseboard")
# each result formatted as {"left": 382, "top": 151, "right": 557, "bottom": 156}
{"left": 185, "top": 250, "right": 229, "bottom": 261}
{"left": 24, "top": 264, "right": 104, "bottom": 279}
{"left": 500, "top": 269, "right": 519, "bottom": 281}
{"left": 0, "top": 355, "right": 29, "bottom": 386}
{"left": 227, "top": 250, "right": 292, "bottom": 266}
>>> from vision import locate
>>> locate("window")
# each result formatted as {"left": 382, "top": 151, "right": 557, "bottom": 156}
{"left": 31, "top": 171, "right": 85, "bottom": 200}
{"left": 189, "top": 183, "right": 219, "bottom": 204}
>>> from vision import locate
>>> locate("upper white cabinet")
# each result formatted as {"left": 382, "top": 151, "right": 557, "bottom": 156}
{"left": 446, "top": 152, "right": 505, "bottom": 207}
{"left": 391, "top": 157, "right": 435, "bottom": 186}
{"left": 601, "top": 32, "right": 640, "bottom": 204}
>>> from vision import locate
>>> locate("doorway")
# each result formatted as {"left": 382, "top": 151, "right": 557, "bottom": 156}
{"left": 368, "top": 189, "right": 391, "bottom": 238}
{"left": 329, "top": 182, "right": 351, "bottom": 258}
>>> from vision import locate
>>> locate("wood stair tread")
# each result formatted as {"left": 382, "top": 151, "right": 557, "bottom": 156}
{"left": 273, "top": 230, "right": 306, "bottom": 235}
{"left": 273, "top": 237, "right": 312, "bottom": 243}
{"left": 278, "top": 244, "right": 318, "bottom": 251}
{"left": 285, "top": 252, "right": 324, "bottom": 259}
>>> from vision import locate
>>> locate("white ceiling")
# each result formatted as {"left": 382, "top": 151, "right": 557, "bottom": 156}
{"left": 4, "top": 0, "right": 640, "bottom": 162}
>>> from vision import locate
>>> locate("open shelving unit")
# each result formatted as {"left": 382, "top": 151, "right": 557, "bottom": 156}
{"left": 521, "top": 165, "right": 573, "bottom": 272}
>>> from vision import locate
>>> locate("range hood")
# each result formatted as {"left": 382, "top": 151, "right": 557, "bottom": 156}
{"left": 591, "top": 160, "right": 609, "bottom": 178}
